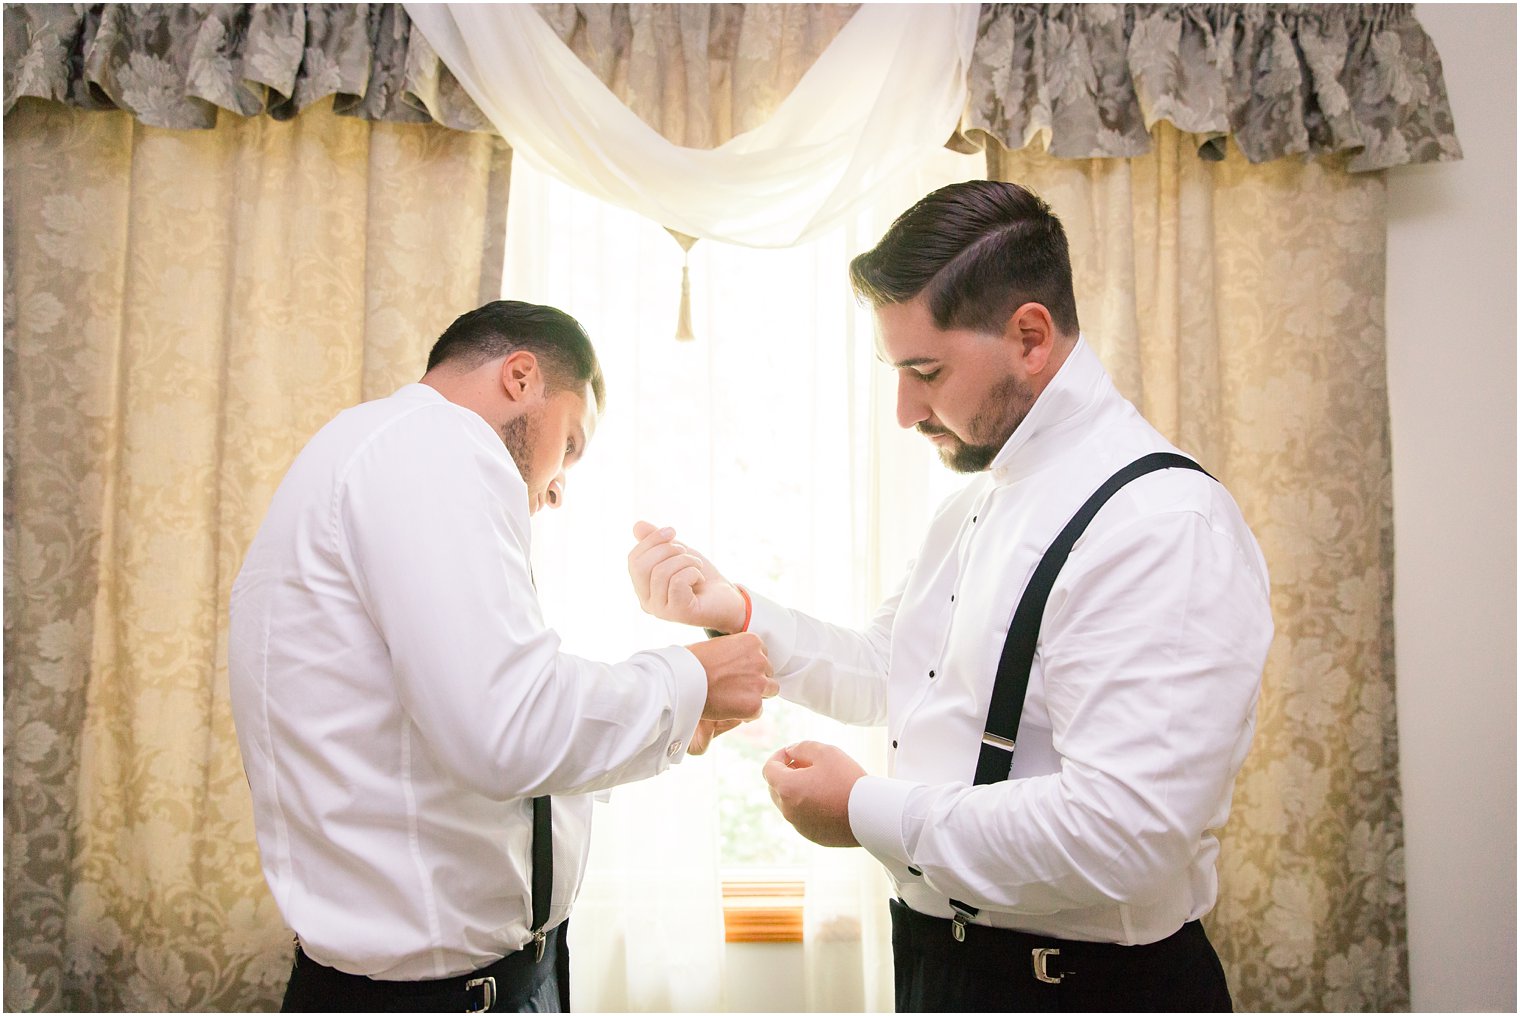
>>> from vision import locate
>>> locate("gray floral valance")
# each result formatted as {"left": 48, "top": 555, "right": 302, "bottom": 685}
{"left": 4, "top": 3, "right": 1462, "bottom": 171}
{"left": 1, "top": 3, "right": 491, "bottom": 131}
{"left": 961, "top": 4, "right": 1462, "bottom": 171}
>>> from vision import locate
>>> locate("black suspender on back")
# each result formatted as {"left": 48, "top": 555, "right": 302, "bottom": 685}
{"left": 530, "top": 796, "right": 552, "bottom": 959}
{"left": 947, "top": 452, "right": 1213, "bottom": 940}
{"left": 528, "top": 559, "right": 553, "bottom": 961}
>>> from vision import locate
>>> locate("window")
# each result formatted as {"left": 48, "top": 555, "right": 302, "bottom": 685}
{"left": 504, "top": 150, "right": 977, "bottom": 943}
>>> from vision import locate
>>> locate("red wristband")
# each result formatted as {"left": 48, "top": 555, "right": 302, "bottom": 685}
{"left": 737, "top": 585, "right": 753, "bottom": 632}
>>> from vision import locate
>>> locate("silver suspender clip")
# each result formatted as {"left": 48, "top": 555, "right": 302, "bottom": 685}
{"left": 949, "top": 901, "right": 977, "bottom": 943}
{"left": 531, "top": 928, "right": 547, "bottom": 962}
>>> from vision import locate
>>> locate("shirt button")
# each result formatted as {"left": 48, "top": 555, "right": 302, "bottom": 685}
{"left": 907, "top": 866, "right": 922, "bottom": 877}
{"left": 950, "top": 594, "right": 955, "bottom": 602}
{"left": 928, "top": 670, "right": 936, "bottom": 679}
{"left": 667, "top": 740, "right": 683, "bottom": 758}
{"left": 891, "top": 740, "right": 898, "bottom": 749}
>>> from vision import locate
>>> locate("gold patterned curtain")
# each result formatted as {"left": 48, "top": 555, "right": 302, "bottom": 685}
{"left": 535, "top": 3, "right": 858, "bottom": 148}
{"left": 989, "top": 124, "right": 1405, "bottom": 1011}
{"left": 3, "top": 96, "right": 507, "bottom": 1011}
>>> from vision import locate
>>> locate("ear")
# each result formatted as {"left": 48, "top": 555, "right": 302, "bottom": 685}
{"left": 499, "top": 350, "right": 544, "bottom": 405}
{"left": 1003, "top": 302, "right": 1057, "bottom": 377}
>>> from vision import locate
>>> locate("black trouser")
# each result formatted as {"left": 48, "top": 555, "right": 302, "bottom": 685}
{"left": 281, "top": 922, "right": 570, "bottom": 1013}
{"left": 890, "top": 900, "right": 1232, "bottom": 1013}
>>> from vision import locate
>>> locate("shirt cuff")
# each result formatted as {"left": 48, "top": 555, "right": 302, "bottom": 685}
{"left": 848, "top": 774, "right": 919, "bottom": 869}
{"left": 647, "top": 645, "right": 707, "bottom": 764}
{"left": 744, "top": 589, "right": 798, "bottom": 672}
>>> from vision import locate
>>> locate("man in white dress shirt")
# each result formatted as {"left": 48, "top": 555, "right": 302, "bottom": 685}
{"left": 229, "top": 301, "right": 775, "bottom": 1012}
{"left": 628, "top": 182, "right": 1273, "bottom": 1011}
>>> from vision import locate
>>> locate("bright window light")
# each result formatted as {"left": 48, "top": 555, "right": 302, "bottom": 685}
{"left": 503, "top": 150, "right": 978, "bottom": 872}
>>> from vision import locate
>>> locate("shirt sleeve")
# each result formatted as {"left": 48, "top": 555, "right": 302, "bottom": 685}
{"left": 335, "top": 406, "right": 707, "bottom": 801}
{"left": 745, "top": 574, "right": 905, "bottom": 727}
{"left": 850, "top": 506, "right": 1272, "bottom": 913}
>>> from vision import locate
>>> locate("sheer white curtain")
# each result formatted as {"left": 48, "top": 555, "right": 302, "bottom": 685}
{"left": 504, "top": 148, "right": 979, "bottom": 1010}
{"left": 406, "top": 3, "right": 978, "bottom": 247}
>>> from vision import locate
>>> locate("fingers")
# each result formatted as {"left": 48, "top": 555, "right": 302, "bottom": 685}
{"left": 627, "top": 525, "right": 677, "bottom": 589}
{"left": 633, "top": 520, "right": 658, "bottom": 540}
{"left": 764, "top": 745, "right": 792, "bottom": 769}
{"left": 763, "top": 676, "right": 780, "bottom": 699}
{"left": 688, "top": 719, "right": 716, "bottom": 756}
{"left": 688, "top": 717, "right": 747, "bottom": 757}
{"left": 628, "top": 535, "right": 684, "bottom": 602}
{"left": 689, "top": 632, "right": 772, "bottom": 722}
{"left": 780, "top": 740, "right": 824, "bottom": 765}
{"left": 647, "top": 551, "right": 705, "bottom": 606}
{"left": 761, "top": 747, "right": 804, "bottom": 816}
{"left": 628, "top": 530, "right": 713, "bottom": 618}
{"left": 761, "top": 752, "right": 793, "bottom": 790}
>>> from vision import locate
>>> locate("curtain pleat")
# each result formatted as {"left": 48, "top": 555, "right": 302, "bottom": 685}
{"left": 2, "top": 96, "right": 505, "bottom": 1012}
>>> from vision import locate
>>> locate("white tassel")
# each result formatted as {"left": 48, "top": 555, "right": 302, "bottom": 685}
{"left": 667, "top": 229, "right": 698, "bottom": 341}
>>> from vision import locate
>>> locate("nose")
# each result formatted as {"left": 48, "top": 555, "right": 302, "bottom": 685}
{"left": 896, "top": 374, "right": 929, "bottom": 430}
{"left": 544, "top": 473, "right": 566, "bottom": 509}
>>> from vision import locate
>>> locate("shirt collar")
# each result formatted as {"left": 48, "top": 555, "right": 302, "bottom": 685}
{"left": 394, "top": 381, "right": 447, "bottom": 403}
{"left": 393, "top": 382, "right": 520, "bottom": 472}
{"left": 986, "top": 334, "right": 1111, "bottom": 486}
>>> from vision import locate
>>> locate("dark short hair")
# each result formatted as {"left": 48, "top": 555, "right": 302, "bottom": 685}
{"left": 848, "top": 180, "right": 1080, "bottom": 337}
{"left": 426, "top": 300, "right": 605, "bottom": 412}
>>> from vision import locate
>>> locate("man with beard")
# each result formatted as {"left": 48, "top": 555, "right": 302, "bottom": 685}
{"left": 628, "top": 181, "right": 1272, "bottom": 1011}
{"left": 230, "top": 300, "right": 774, "bottom": 1012}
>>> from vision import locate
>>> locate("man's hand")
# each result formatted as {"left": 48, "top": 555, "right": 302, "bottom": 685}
{"left": 688, "top": 718, "right": 742, "bottom": 756}
{"left": 761, "top": 741, "right": 866, "bottom": 847}
{"left": 686, "top": 632, "right": 778, "bottom": 722}
{"left": 629, "top": 521, "right": 747, "bottom": 632}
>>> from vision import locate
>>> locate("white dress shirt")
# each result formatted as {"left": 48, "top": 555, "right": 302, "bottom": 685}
{"left": 229, "top": 383, "right": 706, "bottom": 980}
{"left": 750, "top": 338, "right": 1272, "bottom": 945}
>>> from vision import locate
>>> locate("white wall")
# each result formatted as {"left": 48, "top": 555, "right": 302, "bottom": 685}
{"left": 1386, "top": 6, "right": 1518, "bottom": 1012}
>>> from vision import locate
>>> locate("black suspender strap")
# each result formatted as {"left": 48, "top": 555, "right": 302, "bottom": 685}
{"left": 530, "top": 796, "right": 552, "bottom": 960}
{"left": 526, "top": 565, "right": 554, "bottom": 962}
{"left": 947, "top": 452, "right": 1212, "bottom": 940}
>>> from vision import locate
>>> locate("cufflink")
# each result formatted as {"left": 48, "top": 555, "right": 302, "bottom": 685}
{"left": 666, "top": 740, "right": 683, "bottom": 758}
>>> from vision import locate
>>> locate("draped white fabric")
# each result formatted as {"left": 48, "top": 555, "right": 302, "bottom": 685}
{"left": 404, "top": 3, "right": 979, "bottom": 247}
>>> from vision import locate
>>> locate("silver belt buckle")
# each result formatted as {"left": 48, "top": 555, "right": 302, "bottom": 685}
{"left": 1032, "top": 947, "right": 1064, "bottom": 984}
{"left": 465, "top": 975, "right": 497, "bottom": 1012}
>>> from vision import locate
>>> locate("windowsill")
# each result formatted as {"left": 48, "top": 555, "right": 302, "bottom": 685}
{"left": 722, "top": 877, "right": 804, "bottom": 943}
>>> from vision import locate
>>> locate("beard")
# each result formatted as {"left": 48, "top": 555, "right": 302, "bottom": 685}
{"left": 500, "top": 412, "right": 538, "bottom": 483}
{"left": 920, "top": 373, "right": 1035, "bottom": 474}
